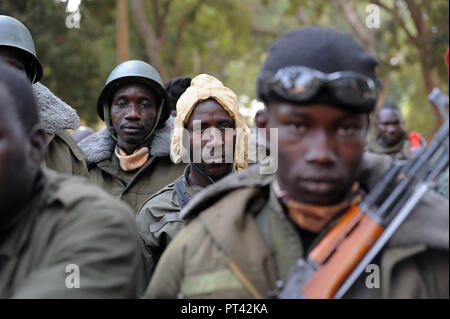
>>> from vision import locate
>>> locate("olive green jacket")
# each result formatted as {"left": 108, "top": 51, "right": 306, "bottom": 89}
{"left": 366, "top": 128, "right": 448, "bottom": 198}
{"left": 79, "top": 117, "right": 186, "bottom": 213}
{"left": 137, "top": 165, "right": 204, "bottom": 281}
{"left": 0, "top": 169, "right": 144, "bottom": 298}
{"left": 44, "top": 130, "right": 89, "bottom": 178}
{"left": 366, "top": 130, "right": 427, "bottom": 160}
{"left": 33, "top": 82, "right": 89, "bottom": 178}
{"left": 147, "top": 153, "right": 449, "bottom": 299}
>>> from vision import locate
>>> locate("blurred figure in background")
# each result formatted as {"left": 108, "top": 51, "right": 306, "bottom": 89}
{"left": 366, "top": 102, "right": 427, "bottom": 160}
{"left": 248, "top": 108, "right": 269, "bottom": 165}
{"left": 164, "top": 76, "right": 191, "bottom": 117}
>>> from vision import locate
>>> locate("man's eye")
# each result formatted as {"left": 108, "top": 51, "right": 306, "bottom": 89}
{"left": 115, "top": 100, "right": 127, "bottom": 107}
{"left": 337, "top": 125, "right": 359, "bottom": 137}
{"left": 288, "top": 122, "right": 308, "bottom": 134}
{"left": 140, "top": 100, "right": 152, "bottom": 108}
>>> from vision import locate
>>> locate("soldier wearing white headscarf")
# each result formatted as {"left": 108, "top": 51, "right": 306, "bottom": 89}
{"left": 171, "top": 73, "right": 251, "bottom": 171}
{"left": 137, "top": 73, "right": 250, "bottom": 281}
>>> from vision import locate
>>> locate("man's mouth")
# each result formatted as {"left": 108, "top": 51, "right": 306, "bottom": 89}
{"left": 297, "top": 178, "right": 340, "bottom": 194}
{"left": 122, "top": 125, "right": 144, "bottom": 134}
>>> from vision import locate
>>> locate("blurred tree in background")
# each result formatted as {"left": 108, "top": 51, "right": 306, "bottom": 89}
{"left": 0, "top": 0, "right": 448, "bottom": 138}
{"left": 0, "top": 0, "right": 105, "bottom": 124}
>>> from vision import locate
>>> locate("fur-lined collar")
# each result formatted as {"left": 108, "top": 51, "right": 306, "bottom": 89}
{"left": 79, "top": 116, "right": 174, "bottom": 165}
{"left": 32, "top": 82, "right": 80, "bottom": 134}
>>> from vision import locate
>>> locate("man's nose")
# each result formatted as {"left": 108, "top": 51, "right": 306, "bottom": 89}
{"left": 387, "top": 125, "right": 397, "bottom": 132}
{"left": 305, "top": 131, "right": 337, "bottom": 165}
{"left": 125, "top": 103, "right": 140, "bottom": 120}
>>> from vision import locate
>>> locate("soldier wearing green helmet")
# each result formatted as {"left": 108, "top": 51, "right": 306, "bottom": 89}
{"left": 0, "top": 15, "right": 89, "bottom": 178}
{"left": 0, "top": 15, "right": 88, "bottom": 177}
{"left": 79, "top": 60, "right": 185, "bottom": 213}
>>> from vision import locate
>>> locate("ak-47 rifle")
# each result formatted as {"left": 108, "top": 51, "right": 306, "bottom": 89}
{"left": 279, "top": 88, "right": 449, "bottom": 299}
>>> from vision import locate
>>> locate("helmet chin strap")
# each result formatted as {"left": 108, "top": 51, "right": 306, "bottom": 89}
{"left": 31, "top": 71, "right": 37, "bottom": 84}
{"left": 103, "top": 97, "right": 164, "bottom": 152}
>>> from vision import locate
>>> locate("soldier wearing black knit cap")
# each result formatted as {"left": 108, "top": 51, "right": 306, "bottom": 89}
{"left": 164, "top": 76, "right": 191, "bottom": 117}
{"left": 146, "top": 27, "right": 449, "bottom": 299}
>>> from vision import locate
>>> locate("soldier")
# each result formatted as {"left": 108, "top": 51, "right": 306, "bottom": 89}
{"left": 146, "top": 27, "right": 448, "bottom": 299}
{"left": 366, "top": 102, "right": 427, "bottom": 160}
{"left": 137, "top": 74, "right": 250, "bottom": 280}
{"left": 79, "top": 60, "right": 185, "bottom": 212}
{"left": 164, "top": 76, "right": 191, "bottom": 117}
{"left": 248, "top": 108, "right": 270, "bottom": 165}
{"left": 0, "top": 63, "right": 144, "bottom": 298}
{"left": 0, "top": 15, "right": 88, "bottom": 177}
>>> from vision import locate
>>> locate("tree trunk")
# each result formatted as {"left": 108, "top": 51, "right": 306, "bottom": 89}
{"left": 406, "top": 0, "right": 443, "bottom": 136}
{"left": 373, "top": 0, "right": 444, "bottom": 138}
{"left": 116, "top": 0, "right": 129, "bottom": 64}
{"left": 131, "top": 0, "right": 167, "bottom": 80}
{"left": 168, "top": 0, "right": 203, "bottom": 77}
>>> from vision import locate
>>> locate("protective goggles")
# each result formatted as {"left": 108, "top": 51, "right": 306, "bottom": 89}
{"left": 261, "top": 66, "right": 380, "bottom": 107}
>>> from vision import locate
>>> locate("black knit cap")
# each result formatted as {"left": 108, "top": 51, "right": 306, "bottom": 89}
{"left": 257, "top": 26, "right": 379, "bottom": 113}
{"left": 164, "top": 76, "right": 192, "bottom": 112}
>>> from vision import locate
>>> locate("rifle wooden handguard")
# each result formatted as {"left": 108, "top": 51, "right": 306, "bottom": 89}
{"left": 302, "top": 205, "right": 384, "bottom": 298}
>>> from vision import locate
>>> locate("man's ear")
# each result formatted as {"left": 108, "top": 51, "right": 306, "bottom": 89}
{"left": 255, "top": 108, "right": 268, "bottom": 129}
{"left": 27, "top": 124, "right": 47, "bottom": 166}
{"left": 363, "top": 114, "right": 370, "bottom": 143}
{"left": 255, "top": 108, "right": 272, "bottom": 153}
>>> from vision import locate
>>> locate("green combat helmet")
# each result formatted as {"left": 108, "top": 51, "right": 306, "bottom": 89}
{"left": 0, "top": 15, "right": 43, "bottom": 83}
{"left": 97, "top": 60, "right": 171, "bottom": 146}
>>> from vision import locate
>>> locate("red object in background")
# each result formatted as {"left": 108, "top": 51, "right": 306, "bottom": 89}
{"left": 408, "top": 131, "right": 422, "bottom": 149}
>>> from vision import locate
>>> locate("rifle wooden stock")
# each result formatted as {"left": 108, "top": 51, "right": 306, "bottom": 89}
{"left": 301, "top": 211, "right": 384, "bottom": 298}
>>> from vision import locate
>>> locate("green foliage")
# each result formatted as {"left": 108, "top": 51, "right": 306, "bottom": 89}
{"left": 1, "top": 0, "right": 448, "bottom": 132}
{"left": 1, "top": 0, "right": 105, "bottom": 124}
